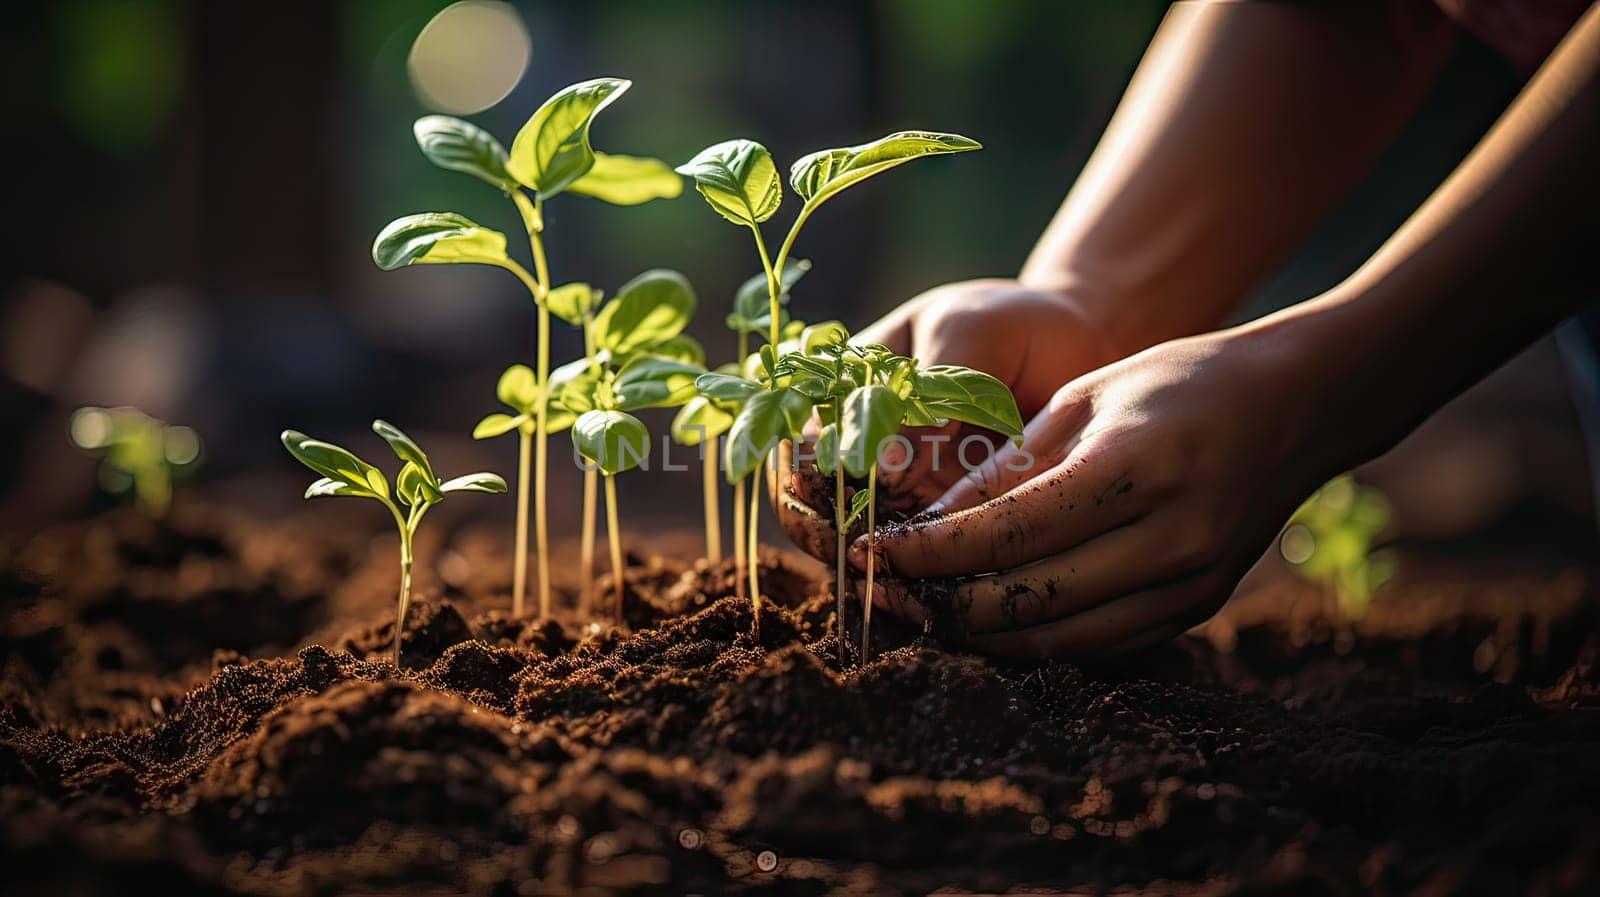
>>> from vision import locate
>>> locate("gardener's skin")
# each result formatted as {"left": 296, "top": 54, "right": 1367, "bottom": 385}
{"left": 778, "top": 0, "right": 1600, "bottom": 658}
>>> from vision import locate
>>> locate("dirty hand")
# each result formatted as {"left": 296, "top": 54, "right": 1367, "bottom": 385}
{"left": 856, "top": 322, "right": 1347, "bottom": 659}
{"left": 773, "top": 279, "right": 1120, "bottom": 561}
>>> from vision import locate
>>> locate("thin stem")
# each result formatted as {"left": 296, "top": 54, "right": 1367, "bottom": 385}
{"left": 835, "top": 460, "right": 847, "bottom": 666}
{"left": 747, "top": 468, "right": 761, "bottom": 633}
{"left": 604, "top": 473, "right": 625, "bottom": 626}
{"left": 770, "top": 205, "right": 813, "bottom": 292}
{"left": 512, "top": 428, "right": 531, "bottom": 617}
{"left": 580, "top": 467, "right": 597, "bottom": 616}
{"left": 528, "top": 200, "right": 553, "bottom": 620}
{"left": 749, "top": 224, "right": 781, "bottom": 349}
{"left": 861, "top": 465, "right": 877, "bottom": 663}
{"left": 703, "top": 435, "right": 722, "bottom": 563}
{"left": 732, "top": 330, "right": 750, "bottom": 599}
{"left": 386, "top": 499, "right": 420, "bottom": 671}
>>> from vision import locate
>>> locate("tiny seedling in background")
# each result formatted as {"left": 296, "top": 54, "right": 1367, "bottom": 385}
{"left": 281, "top": 421, "right": 506, "bottom": 668}
{"left": 677, "top": 130, "right": 980, "bottom": 614}
{"left": 1280, "top": 475, "right": 1395, "bottom": 621}
{"left": 69, "top": 406, "right": 201, "bottom": 519}
{"left": 377, "top": 78, "right": 679, "bottom": 620}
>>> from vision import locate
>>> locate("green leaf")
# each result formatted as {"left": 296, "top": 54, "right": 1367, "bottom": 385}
{"left": 573, "top": 410, "right": 650, "bottom": 475}
{"left": 568, "top": 152, "right": 682, "bottom": 205}
{"left": 304, "top": 477, "right": 366, "bottom": 499}
{"left": 507, "top": 77, "right": 630, "bottom": 198}
{"left": 496, "top": 364, "right": 539, "bottom": 412}
{"left": 671, "top": 396, "right": 735, "bottom": 446}
{"left": 728, "top": 257, "right": 811, "bottom": 333}
{"left": 790, "top": 130, "right": 980, "bottom": 211}
{"left": 844, "top": 488, "right": 872, "bottom": 529}
{"left": 723, "top": 387, "right": 812, "bottom": 483}
{"left": 646, "top": 334, "right": 706, "bottom": 366}
{"left": 372, "top": 212, "right": 510, "bottom": 270}
{"left": 396, "top": 460, "right": 443, "bottom": 506}
{"left": 593, "top": 269, "right": 696, "bottom": 355}
{"left": 814, "top": 422, "right": 839, "bottom": 475}
{"left": 546, "top": 282, "right": 602, "bottom": 326}
{"left": 800, "top": 320, "right": 849, "bottom": 354}
{"left": 281, "top": 430, "right": 388, "bottom": 500}
{"left": 840, "top": 385, "right": 907, "bottom": 478}
{"left": 440, "top": 471, "right": 509, "bottom": 494}
{"left": 473, "top": 413, "right": 524, "bottom": 440}
{"left": 413, "top": 115, "right": 515, "bottom": 192}
{"left": 675, "top": 139, "right": 782, "bottom": 226}
{"left": 371, "top": 420, "right": 435, "bottom": 483}
{"left": 695, "top": 371, "right": 761, "bottom": 402}
{"left": 913, "top": 365, "right": 1024, "bottom": 441}
{"left": 901, "top": 398, "right": 944, "bottom": 428}
{"left": 614, "top": 354, "right": 705, "bottom": 410}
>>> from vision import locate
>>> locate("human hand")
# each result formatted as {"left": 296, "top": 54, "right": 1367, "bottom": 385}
{"left": 773, "top": 279, "right": 1121, "bottom": 561}
{"left": 854, "top": 321, "right": 1353, "bottom": 658}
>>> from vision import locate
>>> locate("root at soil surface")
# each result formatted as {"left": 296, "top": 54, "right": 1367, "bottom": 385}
{"left": 2, "top": 503, "right": 1599, "bottom": 895}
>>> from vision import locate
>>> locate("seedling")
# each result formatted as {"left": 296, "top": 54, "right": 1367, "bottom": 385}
{"left": 1280, "top": 475, "right": 1395, "bottom": 620}
{"left": 281, "top": 421, "right": 506, "bottom": 668}
{"left": 69, "top": 405, "right": 201, "bottom": 519}
{"left": 555, "top": 270, "right": 703, "bottom": 620}
{"left": 677, "top": 130, "right": 980, "bottom": 625}
{"left": 377, "top": 78, "right": 679, "bottom": 620}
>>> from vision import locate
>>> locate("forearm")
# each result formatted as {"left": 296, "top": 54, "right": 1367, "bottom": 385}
{"left": 1022, "top": 0, "right": 1455, "bottom": 355}
{"left": 1261, "top": 4, "right": 1600, "bottom": 467}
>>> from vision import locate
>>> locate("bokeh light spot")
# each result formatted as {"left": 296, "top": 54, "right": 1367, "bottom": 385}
{"left": 407, "top": 1, "right": 530, "bottom": 114}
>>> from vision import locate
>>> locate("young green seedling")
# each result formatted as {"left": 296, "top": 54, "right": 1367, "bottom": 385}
{"left": 1280, "top": 475, "right": 1395, "bottom": 621}
{"left": 786, "top": 335, "right": 1023, "bottom": 662}
{"left": 281, "top": 421, "right": 506, "bottom": 668}
{"left": 69, "top": 405, "right": 201, "bottom": 519}
{"left": 378, "top": 78, "right": 680, "bottom": 620}
{"left": 677, "top": 130, "right": 979, "bottom": 623}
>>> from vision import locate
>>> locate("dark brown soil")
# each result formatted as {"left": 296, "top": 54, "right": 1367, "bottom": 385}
{"left": 3, "top": 501, "right": 1598, "bottom": 896}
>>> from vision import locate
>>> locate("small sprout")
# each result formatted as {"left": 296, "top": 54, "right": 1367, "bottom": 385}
{"left": 1281, "top": 475, "right": 1395, "bottom": 621}
{"left": 382, "top": 75, "right": 680, "bottom": 621}
{"left": 282, "top": 421, "right": 505, "bottom": 669}
{"left": 679, "top": 128, "right": 980, "bottom": 619}
{"left": 69, "top": 406, "right": 201, "bottom": 519}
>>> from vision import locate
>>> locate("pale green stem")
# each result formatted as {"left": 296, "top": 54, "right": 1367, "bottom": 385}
{"left": 748, "top": 468, "right": 762, "bottom": 633}
{"left": 770, "top": 205, "right": 814, "bottom": 294}
{"left": 528, "top": 201, "right": 554, "bottom": 621}
{"left": 512, "top": 428, "right": 531, "bottom": 617}
{"left": 862, "top": 465, "right": 877, "bottom": 663}
{"left": 835, "top": 459, "right": 847, "bottom": 666}
{"left": 605, "top": 473, "right": 625, "bottom": 625}
{"left": 580, "top": 313, "right": 599, "bottom": 615}
{"left": 749, "top": 224, "right": 781, "bottom": 349}
{"left": 732, "top": 330, "right": 750, "bottom": 600}
{"left": 703, "top": 435, "right": 722, "bottom": 563}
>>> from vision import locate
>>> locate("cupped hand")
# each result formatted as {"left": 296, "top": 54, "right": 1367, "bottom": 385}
{"left": 772, "top": 279, "right": 1121, "bottom": 561}
{"left": 854, "top": 323, "right": 1347, "bottom": 659}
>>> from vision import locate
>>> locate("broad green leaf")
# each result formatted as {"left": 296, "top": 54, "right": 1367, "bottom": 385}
{"left": 372, "top": 212, "right": 509, "bottom": 270}
{"left": 507, "top": 77, "right": 630, "bottom": 198}
{"left": 814, "top": 422, "right": 839, "bottom": 475}
{"left": 790, "top": 130, "right": 980, "bottom": 210}
{"left": 413, "top": 115, "right": 515, "bottom": 192}
{"left": 675, "top": 139, "right": 781, "bottom": 226}
{"left": 671, "top": 396, "right": 734, "bottom": 446}
{"left": 497, "top": 364, "right": 539, "bottom": 412}
{"left": 281, "top": 430, "right": 388, "bottom": 499}
{"left": 593, "top": 269, "right": 696, "bottom": 354}
{"left": 473, "top": 413, "right": 524, "bottom": 440}
{"left": 840, "top": 385, "right": 907, "bottom": 478}
{"left": 614, "top": 355, "right": 705, "bottom": 410}
{"left": 914, "top": 365, "right": 1024, "bottom": 441}
{"left": 902, "top": 398, "right": 944, "bottom": 428}
{"left": 800, "top": 320, "right": 849, "bottom": 354}
{"left": 568, "top": 152, "right": 682, "bottom": 205}
{"left": 695, "top": 371, "right": 761, "bottom": 402}
{"left": 723, "top": 387, "right": 812, "bottom": 483}
{"left": 372, "top": 420, "right": 435, "bottom": 483}
{"left": 546, "top": 283, "right": 601, "bottom": 326}
{"left": 645, "top": 334, "right": 705, "bottom": 366}
{"left": 304, "top": 477, "right": 366, "bottom": 499}
{"left": 572, "top": 410, "right": 650, "bottom": 475}
{"left": 396, "top": 460, "right": 443, "bottom": 506}
{"left": 844, "top": 489, "right": 872, "bottom": 529}
{"left": 440, "top": 471, "right": 509, "bottom": 494}
{"left": 728, "top": 257, "right": 811, "bottom": 333}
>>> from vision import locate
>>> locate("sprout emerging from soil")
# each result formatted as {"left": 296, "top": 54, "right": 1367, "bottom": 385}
{"left": 677, "top": 131, "right": 981, "bottom": 630}
{"left": 1280, "top": 475, "right": 1395, "bottom": 621}
{"left": 281, "top": 421, "right": 506, "bottom": 668}
{"left": 378, "top": 79, "right": 680, "bottom": 621}
{"left": 69, "top": 405, "right": 201, "bottom": 519}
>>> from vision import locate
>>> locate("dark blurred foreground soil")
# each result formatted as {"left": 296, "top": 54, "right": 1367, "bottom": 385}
{"left": 2, "top": 500, "right": 1598, "bottom": 896}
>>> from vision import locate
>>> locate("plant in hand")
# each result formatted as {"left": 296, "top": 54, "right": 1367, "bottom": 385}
{"left": 376, "top": 78, "right": 679, "bottom": 620}
{"left": 281, "top": 421, "right": 506, "bottom": 668}
{"left": 69, "top": 405, "right": 202, "bottom": 519}
{"left": 676, "top": 130, "right": 980, "bottom": 627}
